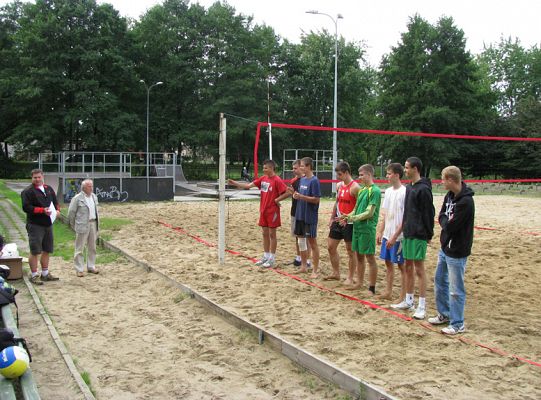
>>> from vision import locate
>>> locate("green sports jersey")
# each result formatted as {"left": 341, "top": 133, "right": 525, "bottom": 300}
{"left": 352, "top": 184, "right": 381, "bottom": 233}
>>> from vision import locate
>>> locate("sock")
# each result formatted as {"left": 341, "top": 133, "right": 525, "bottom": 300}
{"left": 41, "top": 269, "right": 49, "bottom": 276}
{"left": 406, "top": 293, "right": 414, "bottom": 304}
{"left": 307, "top": 259, "right": 311, "bottom": 266}
{"left": 295, "top": 255, "right": 301, "bottom": 262}
{"left": 269, "top": 253, "right": 275, "bottom": 261}
{"left": 31, "top": 271, "right": 39, "bottom": 278}
{"left": 264, "top": 252, "right": 270, "bottom": 259}
{"left": 418, "top": 297, "right": 426, "bottom": 308}
{"left": 369, "top": 286, "right": 376, "bottom": 294}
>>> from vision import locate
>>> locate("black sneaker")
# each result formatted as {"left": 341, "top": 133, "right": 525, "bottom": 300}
{"left": 293, "top": 259, "right": 301, "bottom": 267}
{"left": 40, "top": 272, "right": 60, "bottom": 282}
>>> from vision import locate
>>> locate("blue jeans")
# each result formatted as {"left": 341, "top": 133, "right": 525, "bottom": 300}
{"left": 434, "top": 249, "right": 468, "bottom": 328}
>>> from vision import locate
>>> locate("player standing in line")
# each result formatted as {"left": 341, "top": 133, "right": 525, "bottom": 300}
{"left": 391, "top": 157, "right": 434, "bottom": 320}
{"left": 291, "top": 157, "right": 321, "bottom": 278}
{"left": 376, "top": 163, "right": 407, "bottom": 301}
{"left": 274, "top": 159, "right": 311, "bottom": 268}
{"left": 228, "top": 159, "right": 287, "bottom": 268}
{"left": 324, "top": 161, "right": 360, "bottom": 284}
{"left": 340, "top": 164, "right": 381, "bottom": 295}
{"left": 428, "top": 166, "right": 475, "bottom": 335}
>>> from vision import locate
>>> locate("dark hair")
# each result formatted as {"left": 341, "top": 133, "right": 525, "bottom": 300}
{"left": 31, "top": 168, "right": 43, "bottom": 176}
{"left": 359, "top": 164, "right": 375, "bottom": 176}
{"left": 335, "top": 161, "right": 351, "bottom": 174}
{"left": 386, "top": 163, "right": 404, "bottom": 178}
{"left": 301, "top": 157, "right": 313, "bottom": 170}
{"left": 406, "top": 157, "right": 423, "bottom": 173}
{"left": 263, "top": 159, "right": 276, "bottom": 170}
{"left": 0, "top": 234, "right": 4, "bottom": 251}
{"left": 292, "top": 159, "right": 301, "bottom": 166}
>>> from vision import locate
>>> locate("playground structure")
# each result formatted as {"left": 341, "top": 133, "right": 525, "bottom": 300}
{"left": 281, "top": 148, "right": 334, "bottom": 196}
{"left": 38, "top": 152, "right": 186, "bottom": 202}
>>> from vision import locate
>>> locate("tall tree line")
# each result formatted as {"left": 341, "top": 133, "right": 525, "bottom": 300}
{"left": 1, "top": 0, "right": 539, "bottom": 177}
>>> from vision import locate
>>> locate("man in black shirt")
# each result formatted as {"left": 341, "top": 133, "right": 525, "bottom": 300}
{"left": 428, "top": 166, "right": 475, "bottom": 335}
{"left": 21, "top": 169, "right": 60, "bottom": 285}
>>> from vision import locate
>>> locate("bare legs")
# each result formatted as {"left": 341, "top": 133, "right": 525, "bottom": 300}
{"left": 29, "top": 252, "right": 49, "bottom": 274}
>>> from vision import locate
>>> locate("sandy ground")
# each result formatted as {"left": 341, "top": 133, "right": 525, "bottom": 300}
{"left": 13, "top": 254, "right": 351, "bottom": 400}
{"left": 92, "top": 194, "right": 541, "bottom": 400}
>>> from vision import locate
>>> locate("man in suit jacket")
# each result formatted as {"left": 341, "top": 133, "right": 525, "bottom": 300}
{"left": 68, "top": 179, "right": 100, "bottom": 277}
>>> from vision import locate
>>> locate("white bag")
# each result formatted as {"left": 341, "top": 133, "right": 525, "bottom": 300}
{"left": 0, "top": 243, "right": 19, "bottom": 258}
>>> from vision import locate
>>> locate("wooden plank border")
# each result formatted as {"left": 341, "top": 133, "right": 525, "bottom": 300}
{"left": 101, "top": 239, "right": 397, "bottom": 400}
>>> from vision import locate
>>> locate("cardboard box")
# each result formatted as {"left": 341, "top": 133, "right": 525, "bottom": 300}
{"left": 0, "top": 257, "right": 24, "bottom": 280}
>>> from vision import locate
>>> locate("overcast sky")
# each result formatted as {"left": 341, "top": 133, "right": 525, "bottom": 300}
{"left": 2, "top": 0, "right": 540, "bottom": 65}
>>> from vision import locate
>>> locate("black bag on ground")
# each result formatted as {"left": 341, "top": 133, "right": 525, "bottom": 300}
{"left": 0, "top": 328, "right": 32, "bottom": 362}
{"left": 0, "top": 277, "right": 20, "bottom": 327}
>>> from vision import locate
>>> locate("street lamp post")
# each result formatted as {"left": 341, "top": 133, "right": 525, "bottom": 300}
{"left": 306, "top": 10, "right": 343, "bottom": 194}
{"left": 140, "top": 80, "right": 163, "bottom": 193}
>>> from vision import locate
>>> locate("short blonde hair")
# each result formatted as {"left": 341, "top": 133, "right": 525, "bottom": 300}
{"left": 442, "top": 166, "right": 462, "bottom": 183}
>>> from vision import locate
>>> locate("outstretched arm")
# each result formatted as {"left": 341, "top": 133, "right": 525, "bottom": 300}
{"left": 228, "top": 179, "right": 255, "bottom": 190}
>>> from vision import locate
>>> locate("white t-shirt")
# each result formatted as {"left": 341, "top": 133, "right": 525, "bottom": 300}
{"left": 84, "top": 194, "right": 97, "bottom": 220}
{"left": 382, "top": 185, "right": 406, "bottom": 241}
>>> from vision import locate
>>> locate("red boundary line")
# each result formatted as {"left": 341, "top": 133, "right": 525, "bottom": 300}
{"left": 158, "top": 220, "right": 541, "bottom": 369}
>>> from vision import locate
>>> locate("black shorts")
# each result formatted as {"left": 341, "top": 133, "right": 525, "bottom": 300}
{"left": 294, "top": 220, "right": 317, "bottom": 238}
{"left": 26, "top": 223, "right": 54, "bottom": 255}
{"left": 328, "top": 221, "right": 353, "bottom": 242}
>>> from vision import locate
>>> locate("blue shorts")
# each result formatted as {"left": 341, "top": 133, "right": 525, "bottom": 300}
{"left": 379, "top": 238, "right": 404, "bottom": 265}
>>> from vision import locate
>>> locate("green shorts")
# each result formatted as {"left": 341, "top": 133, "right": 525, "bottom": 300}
{"left": 403, "top": 238, "right": 427, "bottom": 260}
{"left": 352, "top": 230, "right": 376, "bottom": 255}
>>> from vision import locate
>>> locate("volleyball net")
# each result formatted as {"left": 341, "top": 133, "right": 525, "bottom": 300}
{"left": 253, "top": 122, "right": 541, "bottom": 184}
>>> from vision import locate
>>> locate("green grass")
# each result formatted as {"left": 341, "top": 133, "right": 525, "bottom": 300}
{"left": 0, "top": 180, "right": 23, "bottom": 210}
{"left": 52, "top": 222, "right": 76, "bottom": 261}
{"left": 173, "top": 292, "right": 188, "bottom": 303}
{"left": 80, "top": 371, "right": 96, "bottom": 396}
{"left": 99, "top": 217, "right": 133, "bottom": 231}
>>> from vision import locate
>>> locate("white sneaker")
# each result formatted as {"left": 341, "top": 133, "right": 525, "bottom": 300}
{"left": 254, "top": 258, "right": 268, "bottom": 266}
{"left": 390, "top": 300, "right": 415, "bottom": 310}
{"left": 413, "top": 306, "right": 426, "bottom": 320}
{"left": 261, "top": 259, "right": 275, "bottom": 268}
{"left": 428, "top": 314, "right": 449, "bottom": 325}
{"left": 441, "top": 325, "right": 465, "bottom": 335}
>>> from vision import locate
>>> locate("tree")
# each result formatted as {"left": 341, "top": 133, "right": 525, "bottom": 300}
{"left": 0, "top": 1, "right": 24, "bottom": 159}
{"left": 274, "top": 31, "right": 375, "bottom": 168}
{"left": 477, "top": 39, "right": 541, "bottom": 177}
{"left": 377, "top": 15, "right": 495, "bottom": 176}
{"left": 6, "top": 0, "right": 140, "bottom": 153}
{"left": 132, "top": 0, "right": 282, "bottom": 165}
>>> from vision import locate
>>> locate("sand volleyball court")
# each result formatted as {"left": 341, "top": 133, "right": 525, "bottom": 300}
{"left": 96, "top": 193, "right": 541, "bottom": 399}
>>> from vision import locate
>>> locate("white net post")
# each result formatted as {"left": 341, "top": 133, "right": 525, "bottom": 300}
{"left": 218, "top": 113, "right": 226, "bottom": 265}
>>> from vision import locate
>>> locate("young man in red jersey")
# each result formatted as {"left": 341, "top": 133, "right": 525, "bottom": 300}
{"left": 228, "top": 159, "right": 287, "bottom": 268}
{"left": 324, "top": 162, "right": 360, "bottom": 284}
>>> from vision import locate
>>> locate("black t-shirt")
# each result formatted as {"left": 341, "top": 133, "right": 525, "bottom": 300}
{"left": 290, "top": 177, "right": 300, "bottom": 217}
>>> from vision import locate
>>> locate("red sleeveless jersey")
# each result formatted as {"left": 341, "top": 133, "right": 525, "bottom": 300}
{"left": 337, "top": 181, "right": 356, "bottom": 216}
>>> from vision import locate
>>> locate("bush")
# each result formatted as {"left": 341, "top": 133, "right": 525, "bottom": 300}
{"left": 0, "top": 159, "right": 38, "bottom": 179}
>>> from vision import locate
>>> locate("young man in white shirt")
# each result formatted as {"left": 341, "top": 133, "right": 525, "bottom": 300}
{"left": 376, "top": 163, "right": 406, "bottom": 301}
